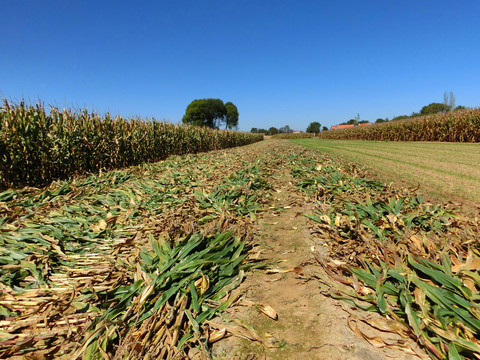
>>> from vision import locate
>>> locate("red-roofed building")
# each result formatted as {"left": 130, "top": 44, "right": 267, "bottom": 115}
{"left": 331, "top": 124, "right": 355, "bottom": 130}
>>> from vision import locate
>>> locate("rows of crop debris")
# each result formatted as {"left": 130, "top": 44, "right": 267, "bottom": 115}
{"left": 290, "top": 147, "right": 480, "bottom": 359}
{"left": 3, "top": 139, "right": 480, "bottom": 359}
{"left": 0, "top": 141, "right": 293, "bottom": 359}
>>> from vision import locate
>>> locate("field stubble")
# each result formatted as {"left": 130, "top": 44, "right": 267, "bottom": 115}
{"left": 292, "top": 138, "right": 480, "bottom": 209}
{"left": 1, "top": 139, "right": 480, "bottom": 359}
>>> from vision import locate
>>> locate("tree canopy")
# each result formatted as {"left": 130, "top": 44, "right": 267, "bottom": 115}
{"left": 251, "top": 128, "right": 269, "bottom": 134}
{"left": 279, "top": 125, "right": 292, "bottom": 133}
{"left": 391, "top": 115, "right": 409, "bottom": 121}
{"left": 342, "top": 94, "right": 466, "bottom": 128}
{"left": 182, "top": 99, "right": 239, "bottom": 129}
{"left": 225, "top": 102, "right": 239, "bottom": 130}
{"left": 340, "top": 114, "right": 361, "bottom": 126}
{"left": 420, "top": 102, "right": 451, "bottom": 115}
{"left": 267, "top": 127, "right": 279, "bottom": 135}
{"left": 306, "top": 121, "right": 321, "bottom": 133}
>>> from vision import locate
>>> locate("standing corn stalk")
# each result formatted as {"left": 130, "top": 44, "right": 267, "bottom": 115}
{"left": 0, "top": 99, "right": 263, "bottom": 189}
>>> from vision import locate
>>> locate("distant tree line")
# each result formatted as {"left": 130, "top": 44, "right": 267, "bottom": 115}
{"left": 251, "top": 122, "right": 327, "bottom": 135}
{"left": 335, "top": 93, "right": 468, "bottom": 127}
{"left": 306, "top": 122, "right": 329, "bottom": 133}
{"left": 250, "top": 125, "right": 293, "bottom": 135}
{"left": 251, "top": 92, "right": 467, "bottom": 136}
{"left": 339, "top": 113, "right": 371, "bottom": 126}
{"left": 374, "top": 92, "right": 467, "bottom": 124}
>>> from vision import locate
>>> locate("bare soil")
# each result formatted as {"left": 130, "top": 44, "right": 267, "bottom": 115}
{"left": 210, "top": 140, "right": 426, "bottom": 360}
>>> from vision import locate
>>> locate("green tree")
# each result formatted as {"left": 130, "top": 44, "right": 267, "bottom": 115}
{"left": 250, "top": 127, "right": 258, "bottom": 133}
{"left": 392, "top": 115, "right": 409, "bottom": 121}
{"left": 225, "top": 102, "right": 239, "bottom": 130}
{"left": 420, "top": 102, "right": 451, "bottom": 115}
{"left": 306, "top": 121, "right": 321, "bottom": 133}
{"left": 375, "top": 118, "right": 387, "bottom": 123}
{"left": 342, "top": 114, "right": 361, "bottom": 126}
{"left": 322, "top": 126, "right": 328, "bottom": 131}
{"left": 267, "top": 127, "right": 278, "bottom": 135}
{"left": 182, "top": 99, "right": 227, "bottom": 128}
{"left": 342, "top": 113, "right": 361, "bottom": 126}
{"left": 279, "top": 125, "right": 292, "bottom": 133}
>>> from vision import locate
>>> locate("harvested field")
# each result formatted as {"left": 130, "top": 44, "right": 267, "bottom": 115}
{"left": 0, "top": 142, "right": 272, "bottom": 358}
{"left": 1, "top": 139, "right": 480, "bottom": 359}
{"left": 292, "top": 138, "right": 480, "bottom": 206}
{"left": 315, "top": 108, "right": 480, "bottom": 142}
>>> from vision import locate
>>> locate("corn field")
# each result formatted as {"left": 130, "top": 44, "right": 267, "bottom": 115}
{"left": 0, "top": 99, "right": 263, "bottom": 189}
{"left": 2, "top": 117, "right": 480, "bottom": 358}
{"left": 319, "top": 108, "right": 480, "bottom": 142}
{"left": 271, "top": 132, "right": 314, "bottom": 139}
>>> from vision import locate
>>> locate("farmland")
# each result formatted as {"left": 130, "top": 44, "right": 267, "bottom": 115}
{"left": 317, "top": 108, "right": 480, "bottom": 142}
{"left": 0, "top": 100, "right": 262, "bottom": 189}
{"left": 0, "top": 140, "right": 277, "bottom": 358}
{"left": 292, "top": 138, "right": 480, "bottom": 205}
{"left": 1, "top": 135, "right": 480, "bottom": 359}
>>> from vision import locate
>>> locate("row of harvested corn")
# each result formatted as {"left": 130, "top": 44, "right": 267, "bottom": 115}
{"left": 0, "top": 99, "right": 263, "bottom": 189}
{"left": 319, "top": 108, "right": 480, "bottom": 142}
{"left": 291, "top": 149, "right": 480, "bottom": 359}
{"left": 0, "top": 142, "right": 275, "bottom": 358}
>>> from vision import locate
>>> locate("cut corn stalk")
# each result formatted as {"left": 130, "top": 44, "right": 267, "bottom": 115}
{"left": 292, "top": 146, "right": 480, "bottom": 359}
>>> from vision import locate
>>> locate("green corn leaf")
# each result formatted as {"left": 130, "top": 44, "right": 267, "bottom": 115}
{"left": 411, "top": 277, "right": 480, "bottom": 332}
{"left": 430, "top": 324, "right": 480, "bottom": 354}
{"left": 408, "top": 256, "right": 467, "bottom": 296}
{"left": 400, "top": 289, "right": 423, "bottom": 338}
{"left": 361, "top": 219, "right": 385, "bottom": 239}
{"left": 138, "top": 283, "right": 182, "bottom": 323}
{"left": 375, "top": 269, "right": 387, "bottom": 314}
{"left": 447, "top": 343, "right": 463, "bottom": 360}
{"left": 184, "top": 309, "right": 200, "bottom": 334}
{"left": 177, "top": 333, "right": 194, "bottom": 349}
{"left": 189, "top": 281, "right": 200, "bottom": 314}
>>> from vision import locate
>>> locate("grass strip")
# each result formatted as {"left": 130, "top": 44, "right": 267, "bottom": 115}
{"left": 293, "top": 138, "right": 480, "bottom": 203}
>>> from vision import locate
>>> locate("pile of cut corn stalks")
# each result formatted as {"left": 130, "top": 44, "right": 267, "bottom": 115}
{"left": 292, "top": 149, "right": 480, "bottom": 359}
{"left": 0, "top": 142, "right": 282, "bottom": 359}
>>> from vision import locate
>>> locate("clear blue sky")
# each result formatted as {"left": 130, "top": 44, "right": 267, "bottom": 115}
{"left": 2, "top": 1, "right": 479, "bottom": 131}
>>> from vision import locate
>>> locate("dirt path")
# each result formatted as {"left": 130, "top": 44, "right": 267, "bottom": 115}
{"left": 211, "top": 140, "right": 426, "bottom": 360}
